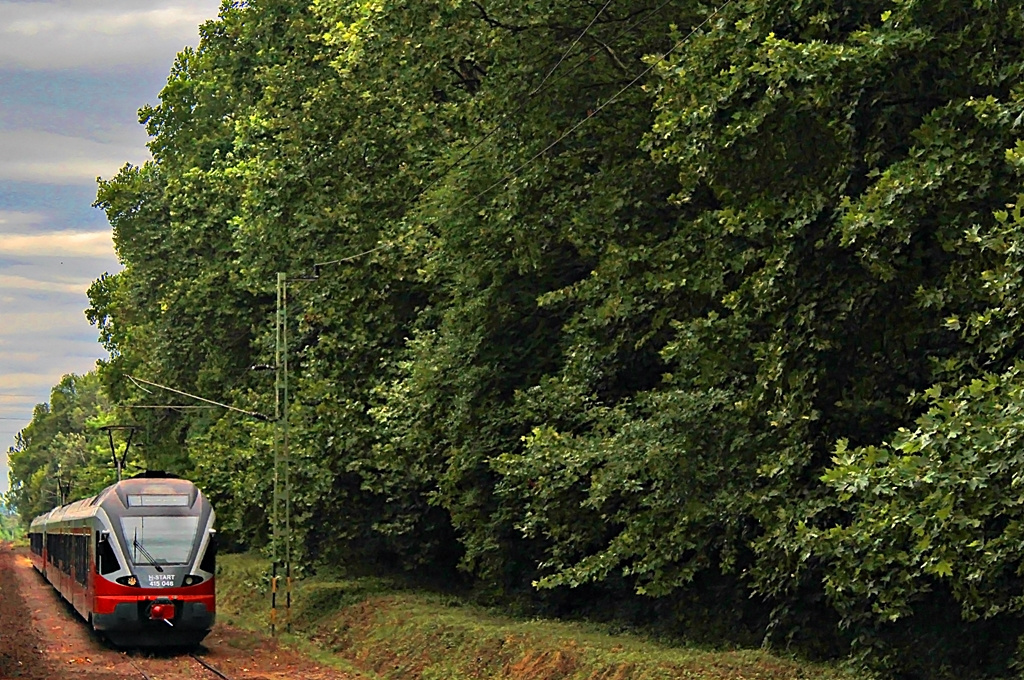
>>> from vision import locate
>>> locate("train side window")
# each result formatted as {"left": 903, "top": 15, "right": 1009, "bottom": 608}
{"left": 96, "top": 532, "right": 121, "bottom": 576}
{"left": 49, "top": 533, "right": 60, "bottom": 568}
{"left": 52, "top": 534, "right": 67, "bottom": 573}
{"left": 75, "top": 535, "right": 88, "bottom": 585}
{"left": 62, "top": 534, "right": 70, "bottom": 575}
{"left": 199, "top": 532, "right": 217, "bottom": 573}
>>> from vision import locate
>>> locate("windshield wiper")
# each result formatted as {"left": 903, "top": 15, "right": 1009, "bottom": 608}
{"left": 132, "top": 529, "right": 164, "bottom": 572}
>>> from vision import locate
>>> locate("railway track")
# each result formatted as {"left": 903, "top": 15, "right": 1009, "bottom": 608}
{"left": 188, "top": 653, "right": 233, "bottom": 680}
{"left": 123, "top": 650, "right": 233, "bottom": 680}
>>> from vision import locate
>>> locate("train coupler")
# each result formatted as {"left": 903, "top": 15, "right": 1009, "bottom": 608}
{"left": 147, "top": 599, "right": 176, "bottom": 626}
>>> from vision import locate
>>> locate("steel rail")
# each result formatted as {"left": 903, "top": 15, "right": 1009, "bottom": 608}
{"left": 122, "top": 652, "right": 154, "bottom": 680}
{"left": 123, "top": 650, "right": 234, "bottom": 680}
{"left": 189, "top": 652, "right": 234, "bottom": 680}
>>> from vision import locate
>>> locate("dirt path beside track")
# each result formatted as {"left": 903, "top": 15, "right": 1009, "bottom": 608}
{"left": 0, "top": 544, "right": 56, "bottom": 679}
{"left": 0, "top": 544, "right": 364, "bottom": 680}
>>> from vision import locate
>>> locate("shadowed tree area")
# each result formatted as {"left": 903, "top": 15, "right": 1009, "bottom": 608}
{"left": 7, "top": 0, "right": 1024, "bottom": 676}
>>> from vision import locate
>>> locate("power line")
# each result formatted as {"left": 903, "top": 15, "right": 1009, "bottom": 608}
{"left": 530, "top": 0, "right": 615, "bottom": 96}
{"left": 125, "top": 375, "right": 272, "bottom": 421}
{"left": 315, "top": 242, "right": 397, "bottom": 270}
{"left": 462, "top": 0, "right": 733, "bottom": 210}
{"left": 127, "top": 375, "right": 154, "bottom": 394}
{"left": 313, "top": 0, "right": 683, "bottom": 272}
{"left": 409, "top": 0, "right": 678, "bottom": 209}
{"left": 122, "top": 405, "right": 217, "bottom": 410}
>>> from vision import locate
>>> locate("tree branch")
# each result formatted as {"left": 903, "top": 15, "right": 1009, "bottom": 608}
{"left": 470, "top": 2, "right": 531, "bottom": 33}
{"left": 585, "top": 35, "right": 632, "bottom": 74}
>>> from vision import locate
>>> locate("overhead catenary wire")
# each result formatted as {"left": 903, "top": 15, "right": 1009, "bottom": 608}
{"left": 314, "top": 242, "right": 398, "bottom": 270}
{"left": 127, "top": 375, "right": 154, "bottom": 394}
{"left": 122, "top": 405, "right": 217, "bottom": 410}
{"left": 125, "top": 375, "right": 272, "bottom": 421}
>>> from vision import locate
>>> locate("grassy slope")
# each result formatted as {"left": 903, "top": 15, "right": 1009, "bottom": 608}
{"left": 216, "top": 554, "right": 851, "bottom": 680}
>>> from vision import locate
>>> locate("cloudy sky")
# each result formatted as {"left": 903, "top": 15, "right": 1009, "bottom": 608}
{"left": 0, "top": 0, "right": 222, "bottom": 493}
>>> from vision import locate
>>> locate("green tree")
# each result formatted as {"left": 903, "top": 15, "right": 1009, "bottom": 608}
{"left": 81, "top": 0, "right": 1024, "bottom": 675}
{"left": 6, "top": 373, "right": 123, "bottom": 520}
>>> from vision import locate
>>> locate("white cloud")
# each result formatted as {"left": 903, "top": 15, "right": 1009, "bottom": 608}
{"left": 0, "top": 331, "right": 101, "bottom": 375}
{"left": 0, "top": 274, "right": 92, "bottom": 295}
{"left": 0, "top": 1, "right": 222, "bottom": 70}
{"left": 0, "top": 352, "right": 42, "bottom": 364}
{"left": 0, "top": 229, "right": 114, "bottom": 259}
{"left": 0, "top": 341, "right": 102, "bottom": 411}
{"left": 0, "top": 309, "right": 79, "bottom": 336}
{"left": 0, "top": 211, "right": 46, "bottom": 230}
{"left": 0, "top": 129, "right": 146, "bottom": 185}
{"left": 0, "top": 226, "right": 119, "bottom": 297}
{"left": 0, "top": 370, "right": 76, "bottom": 392}
{"left": 0, "top": 0, "right": 221, "bottom": 493}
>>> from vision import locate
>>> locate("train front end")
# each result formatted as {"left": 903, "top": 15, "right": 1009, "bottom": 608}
{"left": 92, "top": 476, "right": 216, "bottom": 647}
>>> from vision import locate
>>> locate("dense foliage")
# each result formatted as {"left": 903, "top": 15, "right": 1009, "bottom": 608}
{"left": 5, "top": 373, "right": 125, "bottom": 521}
{"left": 9, "top": 0, "right": 1024, "bottom": 676}
{"left": 0, "top": 510, "right": 21, "bottom": 542}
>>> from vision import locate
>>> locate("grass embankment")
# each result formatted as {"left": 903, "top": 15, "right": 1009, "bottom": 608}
{"left": 216, "top": 554, "right": 850, "bottom": 680}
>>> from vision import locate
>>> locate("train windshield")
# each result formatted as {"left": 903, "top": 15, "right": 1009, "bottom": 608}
{"left": 121, "top": 516, "right": 199, "bottom": 565}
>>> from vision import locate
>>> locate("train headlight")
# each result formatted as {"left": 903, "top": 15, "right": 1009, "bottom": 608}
{"left": 183, "top": 575, "right": 205, "bottom": 586}
{"left": 116, "top": 575, "right": 140, "bottom": 587}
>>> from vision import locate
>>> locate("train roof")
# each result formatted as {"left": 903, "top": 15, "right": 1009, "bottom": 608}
{"left": 30, "top": 476, "right": 207, "bottom": 527}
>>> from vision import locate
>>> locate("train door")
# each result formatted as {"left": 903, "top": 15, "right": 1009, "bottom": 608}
{"left": 40, "top": 529, "right": 47, "bottom": 578}
{"left": 70, "top": 532, "right": 76, "bottom": 610}
{"left": 87, "top": 525, "right": 95, "bottom": 607}
{"left": 72, "top": 528, "right": 88, "bottom": 618}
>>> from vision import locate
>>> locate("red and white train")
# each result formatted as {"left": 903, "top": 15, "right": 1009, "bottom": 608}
{"left": 28, "top": 474, "right": 216, "bottom": 647}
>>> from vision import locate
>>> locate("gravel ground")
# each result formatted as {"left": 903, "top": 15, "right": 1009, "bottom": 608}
{"left": 0, "top": 544, "right": 364, "bottom": 680}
